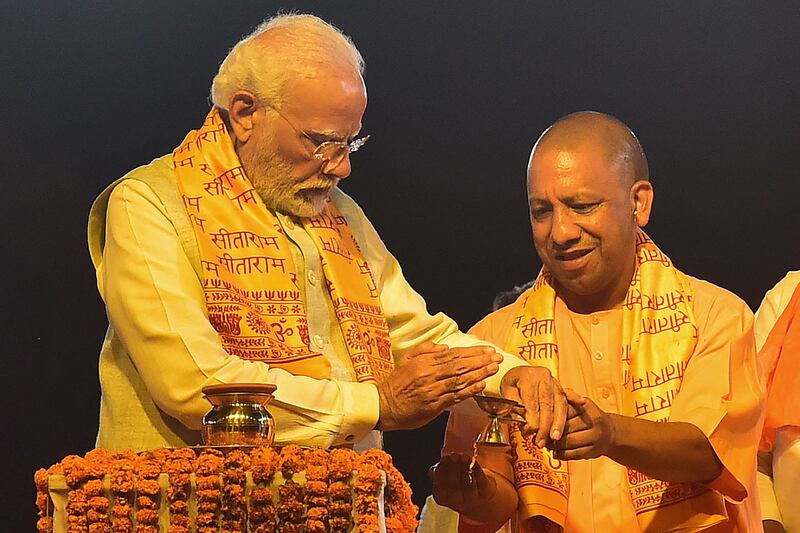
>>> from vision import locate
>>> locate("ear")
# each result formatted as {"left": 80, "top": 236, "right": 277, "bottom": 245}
{"left": 227, "top": 91, "right": 260, "bottom": 144}
{"left": 630, "top": 180, "right": 654, "bottom": 227}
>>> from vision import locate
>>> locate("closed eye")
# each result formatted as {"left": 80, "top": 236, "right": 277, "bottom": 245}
{"left": 570, "top": 202, "right": 600, "bottom": 214}
{"left": 530, "top": 205, "right": 552, "bottom": 220}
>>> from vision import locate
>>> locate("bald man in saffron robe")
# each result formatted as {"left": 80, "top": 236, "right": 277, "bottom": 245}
{"left": 421, "top": 112, "right": 763, "bottom": 533}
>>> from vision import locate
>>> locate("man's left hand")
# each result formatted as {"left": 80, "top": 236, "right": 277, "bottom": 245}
{"left": 551, "top": 392, "right": 617, "bottom": 460}
{"left": 500, "top": 366, "right": 569, "bottom": 448}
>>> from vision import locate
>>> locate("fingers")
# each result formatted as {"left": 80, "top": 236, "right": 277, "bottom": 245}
{"left": 448, "top": 380, "right": 487, "bottom": 404}
{"left": 433, "top": 346, "right": 502, "bottom": 376}
{"left": 443, "top": 364, "right": 498, "bottom": 400}
{"left": 534, "top": 376, "right": 553, "bottom": 447}
{"left": 550, "top": 382, "right": 568, "bottom": 441}
{"left": 564, "top": 388, "right": 587, "bottom": 406}
{"left": 472, "top": 460, "right": 496, "bottom": 497}
{"left": 562, "top": 412, "right": 590, "bottom": 435}
{"left": 551, "top": 427, "right": 596, "bottom": 452}
{"left": 519, "top": 378, "right": 540, "bottom": 438}
{"left": 406, "top": 341, "right": 448, "bottom": 360}
{"left": 431, "top": 453, "right": 474, "bottom": 507}
{"left": 564, "top": 389, "right": 587, "bottom": 421}
{"left": 553, "top": 444, "right": 597, "bottom": 461}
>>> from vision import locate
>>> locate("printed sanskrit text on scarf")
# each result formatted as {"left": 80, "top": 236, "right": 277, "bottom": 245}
{"left": 503, "top": 231, "right": 727, "bottom": 531}
{"left": 173, "top": 108, "right": 392, "bottom": 383}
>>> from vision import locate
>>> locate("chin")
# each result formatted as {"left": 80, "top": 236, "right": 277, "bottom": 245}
{"left": 284, "top": 198, "right": 327, "bottom": 218}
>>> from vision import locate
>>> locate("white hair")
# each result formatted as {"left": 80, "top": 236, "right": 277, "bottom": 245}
{"left": 210, "top": 13, "right": 365, "bottom": 111}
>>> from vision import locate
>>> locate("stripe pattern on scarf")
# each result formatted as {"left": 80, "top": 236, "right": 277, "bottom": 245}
{"left": 172, "top": 108, "right": 392, "bottom": 383}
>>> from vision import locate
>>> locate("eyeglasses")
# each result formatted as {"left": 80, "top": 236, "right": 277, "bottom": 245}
{"left": 268, "top": 105, "right": 370, "bottom": 169}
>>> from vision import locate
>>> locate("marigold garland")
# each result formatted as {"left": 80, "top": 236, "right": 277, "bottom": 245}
{"left": 304, "top": 448, "right": 330, "bottom": 533}
{"left": 134, "top": 451, "right": 162, "bottom": 533}
{"left": 221, "top": 448, "right": 249, "bottom": 531}
{"left": 35, "top": 465, "right": 55, "bottom": 533}
{"left": 85, "top": 448, "right": 113, "bottom": 533}
{"left": 62, "top": 454, "right": 90, "bottom": 532}
{"left": 353, "top": 460, "right": 382, "bottom": 533}
{"left": 359, "top": 449, "right": 419, "bottom": 532}
{"left": 328, "top": 448, "right": 356, "bottom": 533}
{"left": 249, "top": 446, "right": 278, "bottom": 531}
{"left": 276, "top": 445, "right": 305, "bottom": 529}
{"left": 35, "top": 445, "right": 417, "bottom": 532}
{"left": 195, "top": 448, "right": 224, "bottom": 533}
{"left": 166, "top": 448, "right": 194, "bottom": 533}
{"left": 109, "top": 451, "right": 136, "bottom": 533}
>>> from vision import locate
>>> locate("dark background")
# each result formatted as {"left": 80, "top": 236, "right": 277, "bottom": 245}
{"left": 3, "top": 1, "right": 799, "bottom": 529}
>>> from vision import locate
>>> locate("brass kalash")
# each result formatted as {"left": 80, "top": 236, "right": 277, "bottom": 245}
{"left": 201, "top": 383, "right": 277, "bottom": 446}
{"left": 468, "top": 394, "right": 525, "bottom": 478}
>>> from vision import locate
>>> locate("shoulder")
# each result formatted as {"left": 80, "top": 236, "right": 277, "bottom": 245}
{"left": 754, "top": 270, "right": 800, "bottom": 349}
{"left": 96, "top": 155, "right": 176, "bottom": 208}
{"left": 686, "top": 274, "right": 753, "bottom": 337}
{"left": 89, "top": 155, "right": 176, "bottom": 263}
{"left": 688, "top": 275, "right": 751, "bottom": 313}
{"left": 758, "top": 270, "right": 800, "bottom": 318}
{"left": 468, "top": 293, "right": 528, "bottom": 344}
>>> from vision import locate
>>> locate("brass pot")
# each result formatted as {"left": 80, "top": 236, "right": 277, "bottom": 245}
{"left": 201, "top": 383, "right": 277, "bottom": 446}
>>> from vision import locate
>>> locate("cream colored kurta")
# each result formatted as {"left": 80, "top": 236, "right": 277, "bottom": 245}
{"left": 90, "top": 156, "right": 524, "bottom": 452}
{"left": 754, "top": 270, "right": 800, "bottom": 532}
{"left": 420, "top": 276, "right": 763, "bottom": 533}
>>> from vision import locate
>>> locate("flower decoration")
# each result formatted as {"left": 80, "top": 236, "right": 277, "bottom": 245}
{"left": 34, "top": 445, "right": 417, "bottom": 532}
{"left": 166, "top": 448, "right": 195, "bottom": 533}
{"left": 134, "top": 450, "right": 162, "bottom": 533}
{"left": 276, "top": 445, "right": 306, "bottom": 529}
{"left": 34, "top": 467, "right": 53, "bottom": 533}
{"left": 304, "top": 448, "right": 330, "bottom": 533}
{"left": 249, "top": 446, "right": 278, "bottom": 531}
{"left": 358, "top": 449, "right": 419, "bottom": 532}
{"left": 328, "top": 448, "right": 356, "bottom": 533}
{"left": 222, "top": 448, "right": 250, "bottom": 531}
{"left": 195, "top": 448, "right": 224, "bottom": 533}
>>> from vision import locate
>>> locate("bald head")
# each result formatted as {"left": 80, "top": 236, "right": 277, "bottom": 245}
{"left": 531, "top": 111, "right": 649, "bottom": 186}
{"left": 526, "top": 111, "right": 655, "bottom": 313}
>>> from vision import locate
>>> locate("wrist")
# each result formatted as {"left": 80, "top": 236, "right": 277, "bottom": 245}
{"left": 376, "top": 383, "right": 396, "bottom": 432}
{"left": 605, "top": 413, "right": 624, "bottom": 457}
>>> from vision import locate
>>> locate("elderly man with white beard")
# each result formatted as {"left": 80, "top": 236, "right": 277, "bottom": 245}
{"left": 87, "top": 13, "right": 566, "bottom": 456}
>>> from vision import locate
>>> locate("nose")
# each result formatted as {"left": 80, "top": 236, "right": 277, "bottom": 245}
{"left": 550, "top": 206, "right": 581, "bottom": 247}
{"left": 323, "top": 153, "right": 352, "bottom": 179}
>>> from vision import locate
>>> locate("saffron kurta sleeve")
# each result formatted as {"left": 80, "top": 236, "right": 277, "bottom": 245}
{"left": 663, "top": 281, "right": 763, "bottom": 532}
{"left": 753, "top": 270, "right": 800, "bottom": 530}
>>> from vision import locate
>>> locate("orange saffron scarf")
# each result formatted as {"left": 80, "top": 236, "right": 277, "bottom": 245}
{"left": 758, "top": 282, "right": 800, "bottom": 452}
{"left": 505, "top": 231, "right": 726, "bottom": 531}
{"left": 172, "top": 108, "right": 392, "bottom": 383}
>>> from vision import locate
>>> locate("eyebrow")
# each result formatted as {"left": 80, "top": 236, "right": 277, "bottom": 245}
{"left": 308, "top": 129, "right": 347, "bottom": 142}
{"left": 530, "top": 190, "right": 599, "bottom": 202}
{"left": 308, "top": 124, "right": 363, "bottom": 143}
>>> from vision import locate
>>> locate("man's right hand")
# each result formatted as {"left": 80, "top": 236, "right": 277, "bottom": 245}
{"left": 431, "top": 451, "right": 518, "bottom": 528}
{"left": 375, "top": 342, "right": 502, "bottom": 431}
{"left": 431, "top": 453, "right": 497, "bottom": 515}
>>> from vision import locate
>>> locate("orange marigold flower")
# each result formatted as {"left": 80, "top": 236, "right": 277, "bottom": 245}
{"left": 134, "top": 508, "right": 159, "bottom": 524}
{"left": 136, "top": 479, "right": 161, "bottom": 496}
{"left": 36, "top": 516, "right": 53, "bottom": 533}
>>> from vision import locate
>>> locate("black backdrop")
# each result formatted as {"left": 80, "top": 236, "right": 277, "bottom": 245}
{"left": 3, "top": 1, "right": 799, "bottom": 529}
